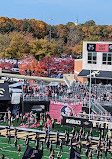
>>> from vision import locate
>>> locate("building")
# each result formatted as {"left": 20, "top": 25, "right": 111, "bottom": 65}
{"left": 75, "top": 18, "right": 78, "bottom": 26}
{"left": 76, "top": 41, "right": 112, "bottom": 84}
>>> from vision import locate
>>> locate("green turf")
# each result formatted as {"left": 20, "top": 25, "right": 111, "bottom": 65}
{"left": 0, "top": 119, "right": 110, "bottom": 158}
{"left": 0, "top": 136, "right": 111, "bottom": 159}
{"left": 0, "top": 119, "right": 107, "bottom": 138}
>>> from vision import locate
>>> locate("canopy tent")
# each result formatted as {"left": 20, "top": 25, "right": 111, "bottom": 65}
{"left": 9, "top": 88, "right": 22, "bottom": 93}
{"left": 48, "top": 82, "right": 59, "bottom": 86}
{"left": 9, "top": 82, "right": 23, "bottom": 88}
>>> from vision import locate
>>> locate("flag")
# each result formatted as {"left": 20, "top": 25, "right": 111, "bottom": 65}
{"left": 70, "top": 147, "right": 81, "bottom": 159}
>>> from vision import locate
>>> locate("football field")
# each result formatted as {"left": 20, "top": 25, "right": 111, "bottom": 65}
{"left": 0, "top": 128, "right": 111, "bottom": 159}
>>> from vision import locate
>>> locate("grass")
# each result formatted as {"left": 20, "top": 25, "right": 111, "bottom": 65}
{"left": 0, "top": 119, "right": 110, "bottom": 158}
{"left": 0, "top": 137, "right": 111, "bottom": 159}
{"left": 0, "top": 119, "right": 107, "bottom": 138}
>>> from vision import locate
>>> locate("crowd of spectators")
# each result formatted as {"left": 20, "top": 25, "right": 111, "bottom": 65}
{"left": 77, "top": 111, "right": 112, "bottom": 122}
{"left": 23, "top": 81, "right": 112, "bottom": 104}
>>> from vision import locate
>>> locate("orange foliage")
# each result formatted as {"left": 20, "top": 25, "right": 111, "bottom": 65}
{"left": 19, "top": 55, "right": 38, "bottom": 75}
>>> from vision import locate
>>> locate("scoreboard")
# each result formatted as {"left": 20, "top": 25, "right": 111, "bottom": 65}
{"left": 87, "top": 43, "right": 112, "bottom": 52}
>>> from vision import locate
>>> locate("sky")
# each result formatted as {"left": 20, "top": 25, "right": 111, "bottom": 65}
{"left": 0, "top": 0, "right": 112, "bottom": 25}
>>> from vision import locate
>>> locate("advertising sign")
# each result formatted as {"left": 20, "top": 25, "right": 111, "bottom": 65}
{"left": 96, "top": 44, "right": 109, "bottom": 52}
{"left": 49, "top": 100, "right": 82, "bottom": 120}
{"left": 0, "top": 83, "right": 10, "bottom": 100}
{"left": 62, "top": 116, "right": 93, "bottom": 128}
{"left": 87, "top": 43, "right": 112, "bottom": 52}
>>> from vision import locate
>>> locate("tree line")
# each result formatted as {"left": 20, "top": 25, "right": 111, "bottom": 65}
{"left": 0, "top": 17, "right": 112, "bottom": 60}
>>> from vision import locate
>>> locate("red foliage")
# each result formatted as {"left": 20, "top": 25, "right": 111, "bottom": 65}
{"left": 19, "top": 56, "right": 74, "bottom": 77}
{"left": 0, "top": 62, "right": 14, "bottom": 70}
{"left": 19, "top": 56, "right": 38, "bottom": 75}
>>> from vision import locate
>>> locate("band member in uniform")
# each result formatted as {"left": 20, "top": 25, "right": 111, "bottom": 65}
{"left": 45, "top": 128, "right": 47, "bottom": 143}
{"left": 78, "top": 140, "right": 82, "bottom": 153}
{"left": 70, "top": 138, "right": 72, "bottom": 147}
{"left": 90, "top": 128, "right": 92, "bottom": 138}
{"left": 6, "top": 127, "right": 8, "bottom": 141}
{"left": 49, "top": 141, "right": 52, "bottom": 152}
{"left": 35, "top": 136, "right": 39, "bottom": 150}
{"left": 85, "top": 148, "right": 89, "bottom": 157}
{"left": 76, "top": 132, "right": 79, "bottom": 142}
{"left": 56, "top": 130, "right": 59, "bottom": 148}
{"left": 14, "top": 136, "right": 17, "bottom": 147}
{"left": 108, "top": 139, "right": 111, "bottom": 149}
{"left": 72, "top": 127, "right": 75, "bottom": 138}
{"left": 1, "top": 154, "right": 5, "bottom": 159}
{"left": 104, "top": 147, "right": 108, "bottom": 159}
{"left": 60, "top": 139, "right": 63, "bottom": 152}
{"left": 85, "top": 132, "right": 89, "bottom": 141}
{"left": 14, "top": 128, "right": 17, "bottom": 137}
{"left": 8, "top": 131, "right": 11, "bottom": 144}
{"left": 46, "top": 137, "right": 50, "bottom": 149}
{"left": 25, "top": 135, "right": 29, "bottom": 147}
{"left": 18, "top": 145, "right": 21, "bottom": 156}
{"left": 88, "top": 150, "right": 92, "bottom": 159}
{"left": 80, "top": 127, "right": 83, "bottom": 136}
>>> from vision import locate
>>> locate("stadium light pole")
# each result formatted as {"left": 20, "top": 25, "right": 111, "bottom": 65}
{"left": 48, "top": 56, "right": 50, "bottom": 77}
{"left": 49, "top": 19, "right": 53, "bottom": 43}
{"left": 89, "top": 69, "right": 91, "bottom": 121}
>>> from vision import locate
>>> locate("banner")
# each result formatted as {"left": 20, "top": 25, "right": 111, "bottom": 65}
{"left": 11, "top": 93, "right": 21, "bottom": 104}
{"left": 22, "top": 146, "right": 43, "bottom": 159}
{"left": 49, "top": 100, "right": 82, "bottom": 120}
{"left": 62, "top": 116, "right": 93, "bottom": 128}
{"left": 22, "top": 146, "right": 34, "bottom": 159}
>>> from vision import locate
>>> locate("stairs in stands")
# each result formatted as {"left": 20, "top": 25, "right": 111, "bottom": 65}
{"left": 63, "top": 74, "right": 75, "bottom": 87}
{"left": 82, "top": 101, "right": 108, "bottom": 115}
{"left": 91, "top": 101, "right": 108, "bottom": 114}
{"left": 100, "top": 103, "right": 112, "bottom": 115}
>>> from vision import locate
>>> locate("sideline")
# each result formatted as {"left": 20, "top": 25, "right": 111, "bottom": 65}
{"left": 0, "top": 125, "right": 99, "bottom": 140}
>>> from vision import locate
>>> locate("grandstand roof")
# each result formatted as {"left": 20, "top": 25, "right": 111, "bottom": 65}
{"left": 78, "top": 69, "right": 112, "bottom": 79}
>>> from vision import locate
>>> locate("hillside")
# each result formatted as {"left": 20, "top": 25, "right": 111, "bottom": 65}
{"left": 0, "top": 17, "right": 112, "bottom": 59}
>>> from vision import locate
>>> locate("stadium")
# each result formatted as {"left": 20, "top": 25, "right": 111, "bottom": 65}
{"left": 0, "top": 40, "right": 111, "bottom": 159}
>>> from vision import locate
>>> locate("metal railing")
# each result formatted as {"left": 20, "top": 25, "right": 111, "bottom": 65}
{"left": 78, "top": 112, "right": 112, "bottom": 122}
{"left": 64, "top": 76, "right": 71, "bottom": 87}
{"left": 23, "top": 96, "right": 82, "bottom": 103}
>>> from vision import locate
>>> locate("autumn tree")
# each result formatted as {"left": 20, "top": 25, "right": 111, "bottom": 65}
{"left": 29, "top": 19, "right": 48, "bottom": 38}
{"left": 19, "top": 55, "right": 38, "bottom": 75}
{"left": 6, "top": 32, "right": 31, "bottom": 58}
{"left": 84, "top": 20, "right": 96, "bottom": 27}
{"left": 0, "top": 34, "right": 11, "bottom": 59}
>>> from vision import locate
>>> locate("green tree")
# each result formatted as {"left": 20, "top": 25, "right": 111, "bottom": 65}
{"left": 84, "top": 20, "right": 96, "bottom": 27}
{"left": 23, "top": 21, "right": 34, "bottom": 33}
{"left": 0, "top": 34, "right": 11, "bottom": 59}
